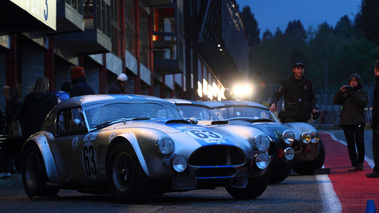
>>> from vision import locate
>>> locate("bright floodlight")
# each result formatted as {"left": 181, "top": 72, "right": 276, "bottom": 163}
{"left": 232, "top": 84, "right": 253, "bottom": 98}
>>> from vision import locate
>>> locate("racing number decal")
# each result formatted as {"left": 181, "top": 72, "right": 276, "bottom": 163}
{"left": 186, "top": 130, "right": 225, "bottom": 143}
{"left": 82, "top": 142, "right": 98, "bottom": 179}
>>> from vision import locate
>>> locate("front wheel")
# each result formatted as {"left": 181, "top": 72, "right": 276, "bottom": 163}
{"left": 22, "top": 144, "right": 59, "bottom": 198}
{"left": 226, "top": 166, "right": 270, "bottom": 199}
{"left": 294, "top": 140, "right": 325, "bottom": 175}
{"left": 107, "top": 143, "right": 150, "bottom": 203}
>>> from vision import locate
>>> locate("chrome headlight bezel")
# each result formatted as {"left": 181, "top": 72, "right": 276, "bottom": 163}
{"left": 172, "top": 156, "right": 187, "bottom": 173}
{"left": 301, "top": 132, "right": 311, "bottom": 144}
{"left": 284, "top": 147, "right": 294, "bottom": 160}
{"left": 253, "top": 134, "right": 271, "bottom": 152}
{"left": 255, "top": 153, "right": 270, "bottom": 169}
{"left": 156, "top": 136, "right": 175, "bottom": 155}
{"left": 310, "top": 130, "right": 320, "bottom": 143}
{"left": 282, "top": 130, "right": 295, "bottom": 145}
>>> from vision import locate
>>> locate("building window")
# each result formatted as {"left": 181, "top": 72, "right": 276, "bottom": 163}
{"left": 125, "top": 0, "right": 135, "bottom": 56}
{"left": 110, "top": 0, "right": 121, "bottom": 56}
{"left": 153, "top": 7, "right": 177, "bottom": 60}
{"left": 139, "top": 7, "right": 149, "bottom": 67}
{"left": 96, "top": 0, "right": 111, "bottom": 37}
{"left": 66, "top": 0, "right": 84, "bottom": 15}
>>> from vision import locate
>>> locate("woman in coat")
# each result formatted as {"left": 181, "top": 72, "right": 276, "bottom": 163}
{"left": 333, "top": 73, "right": 368, "bottom": 172}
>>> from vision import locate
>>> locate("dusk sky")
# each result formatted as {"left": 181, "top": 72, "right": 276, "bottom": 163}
{"left": 236, "top": 0, "right": 362, "bottom": 37}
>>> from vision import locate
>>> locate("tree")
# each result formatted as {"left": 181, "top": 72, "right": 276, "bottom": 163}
{"left": 240, "top": 6, "right": 260, "bottom": 46}
{"left": 357, "top": 0, "right": 379, "bottom": 45}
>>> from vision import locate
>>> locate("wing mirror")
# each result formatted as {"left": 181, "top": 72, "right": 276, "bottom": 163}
{"left": 189, "top": 117, "right": 198, "bottom": 125}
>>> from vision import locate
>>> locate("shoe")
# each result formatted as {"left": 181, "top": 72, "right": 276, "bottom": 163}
{"left": 0, "top": 173, "right": 11, "bottom": 178}
{"left": 348, "top": 166, "right": 359, "bottom": 172}
{"left": 366, "top": 172, "right": 379, "bottom": 178}
{"left": 358, "top": 164, "right": 364, "bottom": 171}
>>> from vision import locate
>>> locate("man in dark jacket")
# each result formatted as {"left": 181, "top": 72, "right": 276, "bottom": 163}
{"left": 367, "top": 59, "right": 379, "bottom": 178}
{"left": 108, "top": 73, "right": 128, "bottom": 94}
{"left": 70, "top": 66, "right": 95, "bottom": 97}
{"left": 269, "top": 62, "right": 318, "bottom": 123}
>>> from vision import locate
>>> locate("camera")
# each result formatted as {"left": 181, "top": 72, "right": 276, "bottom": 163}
{"left": 344, "top": 85, "right": 352, "bottom": 91}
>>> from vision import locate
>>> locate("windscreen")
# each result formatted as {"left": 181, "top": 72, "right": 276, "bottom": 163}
{"left": 85, "top": 102, "right": 183, "bottom": 129}
{"left": 178, "top": 105, "right": 220, "bottom": 121}
{"left": 213, "top": 106, "right": 273, "bottom": 120}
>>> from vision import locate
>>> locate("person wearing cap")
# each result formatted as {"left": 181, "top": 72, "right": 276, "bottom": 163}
{"left": 269, "top": 62, "right": 318, "bottom": 123}
{"left": 108, "top": 73, "right": 128, "bottom": 94}
{"left": 69, "top": 66, "right": 95, "bottom": 98}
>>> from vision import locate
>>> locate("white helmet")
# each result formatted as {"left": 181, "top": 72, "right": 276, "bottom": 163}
{"left": 117, "top": 73, "right": 128, "bottom": 81}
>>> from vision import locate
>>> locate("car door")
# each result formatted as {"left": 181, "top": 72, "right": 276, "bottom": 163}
{"left": 52, "top": 107, "right": 93, "bottom": 185}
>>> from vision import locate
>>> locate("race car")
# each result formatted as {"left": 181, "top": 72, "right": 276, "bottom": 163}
{"left": 21, "top": 94, "right": 271, "bottom": 202}
{"left": 169, "top": 99, "right": 296, "bottom": 183}
{"left": 202, "top": 100, "right": 325, "bottom": 179}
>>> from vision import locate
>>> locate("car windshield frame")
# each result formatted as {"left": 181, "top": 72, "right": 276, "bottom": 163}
{"left": 212, "top": 106, "right": 277, "bottom": 122}
{"left": 177, "top": 105, "right": 220, "bottom": 121}
{"left": 82, "top": 102, "right": 184, "bottom": 131}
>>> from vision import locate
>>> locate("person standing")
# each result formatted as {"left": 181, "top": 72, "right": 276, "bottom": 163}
{"left": 0, "top": 86, "right": 22, "bottom": 178}
{"left": 367, "top": 59, "right": 379, "bottom": 178}
{"left": 20, "top": 77, "right": 57, "bottom": 141}
{"left": 69, "top": 66, "right": 95, "bottom": 97}
{"left": 108, "top": 73, "right": 128, "bottom": 94}
{"left": 54, "top": 82, "right": 71, "bottom": 103}
{"left": 333, "top": 73, "right": 368, "bottom": 172}
{"left": 269, "top": 62, "right": 318, "bottom": 123}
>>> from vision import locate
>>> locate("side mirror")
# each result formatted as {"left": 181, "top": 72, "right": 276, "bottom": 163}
{"left": 189, "top": 117, "right": 198, "bottom": 125}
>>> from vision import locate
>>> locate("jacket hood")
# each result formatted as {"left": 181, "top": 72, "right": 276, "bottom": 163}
{"left": 30, "top": 91, "right": 51, "bottom": 102}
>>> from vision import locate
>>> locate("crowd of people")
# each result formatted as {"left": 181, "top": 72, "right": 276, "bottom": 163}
{"left": 1, "top": 54, "right": 379, "bottom": 179}
{"left": 0, "top": 66, "right": 128, "bottom": 178}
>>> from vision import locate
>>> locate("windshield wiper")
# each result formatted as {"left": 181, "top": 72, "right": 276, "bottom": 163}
{"left": 93, "top": 118, "right": 128, "bottom": 129}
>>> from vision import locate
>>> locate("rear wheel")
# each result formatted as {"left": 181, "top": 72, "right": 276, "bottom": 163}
{"left": 226, "top": 166, "right": 270, "bottom": 199}
{"left": 22, "top": 144, "right": 59, "bottom": 198}
{"left": 294, "top": 140, "right": 325, "bottom": 175}
{"left": 107, "top": 143, "right": 150, "bottom": 203}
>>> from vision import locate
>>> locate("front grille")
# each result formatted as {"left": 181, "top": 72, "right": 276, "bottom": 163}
{"left": 188, "top": 146, "right": 245, "bottom": 166}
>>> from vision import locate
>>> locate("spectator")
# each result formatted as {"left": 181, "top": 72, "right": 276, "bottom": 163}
{"left": 69, "top": 66, "right": 95, "bottom": 97}
{"left": 54, "top": 82, "right": 71, "bottom": 103}
{"left": 20, "top": 77, "right": 57, "bottom": 141}
{"left": 269, "top": 62, "right": 318, "bottom": 123}
{"left": 108, "top": 73, "right": 128, "bottom": 94}
{"left": 317, "top": 110, "right": 327, "bottom": 131}
{"left": 0, "top": 86, "right": 22, "bottom": 178}
{"left": 333, "top": 73, "right": 368, "bottom": 172}
{"left": 223, "top": 88, "right": 233, "bottom": 100}
{"left": 367, "top": 59, "right": 379, "bottom": 178}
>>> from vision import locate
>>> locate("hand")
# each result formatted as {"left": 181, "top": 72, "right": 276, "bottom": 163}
{"left": 339, "top": 85, "right": 346, "bottom": 92}
{"left": 312, "top": 109, "right": 318, "bottom": 114}
{"left": 269, "top": 103, "right": 277, "bottom": 112}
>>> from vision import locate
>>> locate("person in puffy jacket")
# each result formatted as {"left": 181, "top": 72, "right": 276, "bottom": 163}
{"left": 69, "top": 66, "right": 95, "bottom": 97}
{"left": 108, "top": 73, "right": 128, "bottom": 94}
{"left": 333, "top": 73, "right": 368, "bottom": 172}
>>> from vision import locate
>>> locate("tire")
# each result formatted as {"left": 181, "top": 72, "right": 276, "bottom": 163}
{"left": 22, "top": 144, "right": 59, "bottom": 198}
{"left": 107, "top": 143, "right": 150, "bottom": 203}
{"left": 269, "top": 160, "right": 293, "bottom": 184}
{"left": 226, "top": 166, "right": 270, "bottom": 199}
{"left": 294, "top": 140, "right": 325, "bottom": 175}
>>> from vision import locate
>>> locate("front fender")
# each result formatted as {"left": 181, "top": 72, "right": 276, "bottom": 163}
{"left": 110, "top": 133, "right": 150, "bottom": 177}
{"left": 22, "top": 132, "right": 61, "bottom": 184}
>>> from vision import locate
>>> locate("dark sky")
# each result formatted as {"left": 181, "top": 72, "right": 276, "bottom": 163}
{"left": 236, "top": 0, "right": 362, "bottom": 37}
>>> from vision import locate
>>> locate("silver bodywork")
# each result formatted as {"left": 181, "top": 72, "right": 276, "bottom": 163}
{"left": 22, "top": 95, "right": 269, "bottom": 194}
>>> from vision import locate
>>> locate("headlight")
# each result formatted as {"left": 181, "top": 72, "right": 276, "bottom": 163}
{"left": 253, "top": 134, "right": 271, "bottom": 152}
{"left": 282, "top": 130, "right": 295, "bottom": 145}
{"left": 284, "top": 147, "right": 294, "bottom": 160}
{"left": 156, "top": 136, "right": 175, "bottom": 155}
{"left": 310, "top": 131, "right": 320, "bottom": 143}
{"left": 255, "top": 153, "right": 269, "bottom": 169}
{"left": 172, "top": 156, "right": 187, "bottom": 172}
{"left": 301, "top": 132, "right": 311, "bottom": 144}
